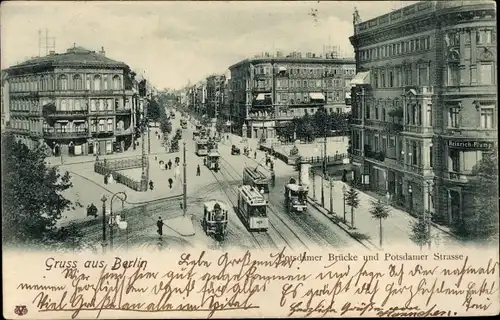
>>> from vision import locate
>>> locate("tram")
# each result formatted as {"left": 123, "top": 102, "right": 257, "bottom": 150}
{"left": 242, "top": 167, "right": 270, "bottom": 194}
{"left": 205, "top": 151, "right": 220, "bottom": 171}
{"left": 195, "top": 138, "right": 209, "bottom": 156}
{"left": 284, "top": 178, "right": 309, "bottom": 212}
{"left": 193, "top": 131, "right": 201, "bottom": 140}
{"left": 202, "top": 200, "right": 228, "bottom": 241}
{"left": 237, "top": 185, "right": 269, "bottom": 231}
{"left": 180, "top": 119, "right": 188, "bottom": 129}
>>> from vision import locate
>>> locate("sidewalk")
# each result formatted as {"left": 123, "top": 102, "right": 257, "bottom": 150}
{"left": 307, "top": 174, "right": 466, "bottom": 249}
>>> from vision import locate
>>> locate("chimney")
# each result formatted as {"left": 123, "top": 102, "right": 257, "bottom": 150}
{"left": 99, "top": 46, "right": 106, "bottom": 56}
{"left": 49, "top": 50, "right": 56, "bottom": 55}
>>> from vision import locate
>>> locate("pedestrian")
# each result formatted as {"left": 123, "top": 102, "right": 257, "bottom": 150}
{"left": 197, "top": 165, "right": 201, "bottom": 176}
{"left": 271, "top": 171, "right": 276, "bottom": 186}
{"left": 155, "top": 156, "right": 157, "bottom": 161}
{"left": 157, "top": 217, "right": 164, "bottom": 237}
{"left": 168, "top": 160, "right": 172, "bottom": 170}
{"left": 165, "top": 163, "right": 168, "bottom": 170}
{"left": 270, "top": 161, "right": 274, "bottom": 171}
{"left": 168, "top": 178, "right": 173, "bottom": 189}
{"left": 254, "top": 151, "right": 257, "bottom": 159}
{"left": 260, "top": 187, "right": 265, "bottom": 195}
{"left": 149, "top": 180, "right": 154, "bottom": 190}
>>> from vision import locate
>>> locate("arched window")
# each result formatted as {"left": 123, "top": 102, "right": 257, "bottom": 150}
{"left": 73, "top": 75, "right": 83, "bottom": 90}
{"left": 60, "top": 99, "right": 67, "bottom": 111}
{"left": 94, "top": 75, "right": 101, "bottom": 91}
{"left": 113, "top": 75, "right": 121, "bottom": 90}
{"left": 59, "top": 75, "right": 68, "bottom": 90}
{"left": 86, "top": 75, "right": 91, "bottom": 90}
{"left": 74, "top": 99, "right": 81, "bottom": 111}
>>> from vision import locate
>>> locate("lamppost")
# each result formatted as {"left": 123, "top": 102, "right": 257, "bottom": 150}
{"left": 329, "top": 177, "right": 334, "bottom": 215}
{"left": 101, "top": 195, "right": 108, "bottom": 253}
{"left": 109, "top": 191, "right": 127, "bottom": 251}
{"left": 342, "top": 185, "right": 347, "bottom": 223}
{"left": 408, "top": 183, "right": 413, "bottom": 212}
{"left": 425, "top": 180, "right": 432, "bottom": 249}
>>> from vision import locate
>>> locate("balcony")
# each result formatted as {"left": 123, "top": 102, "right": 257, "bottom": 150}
{"left": 445, "top": 171, "right": 478, "bottom": 184}
{"left": 404, "top": 164, "right": 424, "bottom": 175}
{"left": 404, "top": 124, "right": 433, "bottom": 134}
{"left": 115, "top": 108, "right": 132, "bottom": 115}
{"left": 114, "top": 127, "right": 133, "bottom": 136}
{"left": 43, "top": 129, "right": 89, "bottom": 139}
{"left": 38, "top": 89, "right": 126, "bottom": 97}
{"left": 365, "top": 119, "right": 385, "bottom": 128}
{"left": 45, "top": 110, "right": 88, "bottom": 117}
{"left": 252, "top": 87, "right": 272, "bottom": 93}
{"left": 442, "top": 127, "right": 497, "bottom": 139}
{"left": 383, "top": 122, "right": 404, "bottom": 134}
{"left": 351, "top": 118, "right": 362, "bottom": 125}
{"left": 250, "top": 114, "right": 274, "bottom": 120}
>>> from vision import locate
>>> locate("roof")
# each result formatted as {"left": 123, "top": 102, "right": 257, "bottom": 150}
{"left": 208, "top": 151, "right": 220, "bottom": 157}
{"left": 229, "top": 56, "right": 356, "bottom": 71}
{"left": 204, "top": 200, "right": 228, "bottom": 211}
{"left": 286, "top": 184, "right": 309, "bottom": 192}
{"left": 7, "top": 46, "right": 129, "bottom": 73}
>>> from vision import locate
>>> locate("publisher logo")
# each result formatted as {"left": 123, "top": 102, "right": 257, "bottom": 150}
{"left": 14, "top": 305, "right": 28, "bottom": 316}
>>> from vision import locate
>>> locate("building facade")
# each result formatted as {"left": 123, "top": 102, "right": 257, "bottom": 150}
{"left": 349, "top": 0, "right": 497, "bottom": 225}
{"left": 7, "top": 46, "right": 136, "bottom": 156}
{"left": 206, "top": 74, "right": 226, "bottom": 119}
{"left": 229, "top": 53, "right": 355, "bottom": 139}
{"left": 1, "top": 70, "right": 10, "bottom": 132}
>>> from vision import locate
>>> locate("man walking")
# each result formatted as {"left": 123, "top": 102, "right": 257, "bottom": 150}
{"left": 168, "top": 178, "right": 173, "bottom": 189}
{"left": 157, "top": 217, "right": 164, "bottom": 237}
{"left": 196, "top": 164, "right": 201, "bottom": 176}
{"left": 168, "top": 159, "right": 172, "bottom": 170}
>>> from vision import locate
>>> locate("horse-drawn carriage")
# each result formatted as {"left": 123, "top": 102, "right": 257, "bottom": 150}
{"left": 202, "top": 200, "right": 228, "bottom": 241}
{"left": 205, "top": 151, "right": 220, "bottom": 171}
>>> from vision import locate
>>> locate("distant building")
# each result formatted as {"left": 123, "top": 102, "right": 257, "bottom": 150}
{"left": 229, "top": 53, "right": 355, "bottom": 139}
{"left": 206, "top": 74, "right": 226, "bottom": 119}
{"left": 6, "top": 46, "right": 136, "bottom": 156}
{"left": 349, "top": 0, "right": 497, "bottom": 224}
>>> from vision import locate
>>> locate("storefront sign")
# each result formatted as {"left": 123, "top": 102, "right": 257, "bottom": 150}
{"left": 448, "top": 140, "right": 494, "bottom": 150}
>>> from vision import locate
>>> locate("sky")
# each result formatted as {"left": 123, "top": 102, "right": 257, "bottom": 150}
{"left": 1, "top": 1, "right": 416, "bottom": 90}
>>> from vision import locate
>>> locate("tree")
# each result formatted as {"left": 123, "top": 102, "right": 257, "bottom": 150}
{"left": 345, "top": 187, "right": 360, "bottom": 229}
{"left": 313, "top": 107, "right": 330, "bottom": 138}
{"left": 410, "top": 216, "right": 430, "bottom": 251}
{"left": 330, "top": 112, "right": 350, "bottom": 134}
{"left": 296, "top": 113, "right": 315, "bottom": 142}
{"left": 147, "top": 98, "right": 162, "bottom": 123}
{"left": 2, "top": 133, "right": 79, "bottom": 249}
{"left": 452, "top": 150, "right": 499, "bottom": 243}
{"left": 370, "top": 199, "right": 390, "bottom": 248}
{"left": 159, "top": 114, "right": 172, "bottom": 135}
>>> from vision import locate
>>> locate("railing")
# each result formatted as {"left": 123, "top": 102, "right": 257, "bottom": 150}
{"left": 94, "top": 156, "right": 147, "bottom": 191}
{"left": 404, "top": 164, "right": 424, "bottom": 175}
{"left": 301, "top": 153, "right": 349, "bottom": 165}
{"left": 446, "top": 171, "right": 477, "bottom": 183}
{"left": 351, "top": 119, "right": 362, "bottom": 125}
{"left": 96, "top": 157, "right": 143, "bottom": 171}
{"left": 404, "top": 124, "right": 423, "bottom": 133}
{"left": 115, "top": 108, "right": 132, "bottom": 114}
{"left": 350, "top": 149, "right": 363, "bottom": 157}
{"left": 114, "top": 127, "right": 133, "bottom": 135}
{"left": 384, "top": 122, "right": 404, "bottom": 133}
{"left": 43, "top": 130, "right": 89, "bottom": 138}
{"left": 45, "top": 110, "right": 87, "bottom": 117}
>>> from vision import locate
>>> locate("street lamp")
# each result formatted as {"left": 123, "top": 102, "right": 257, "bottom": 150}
{"left": 342, "top": 185, "right": 347, "bottom": 223}
{"left": 425, "top": 180, "right": 433, "bottom": 249}
{"left": 408, "top": 183, "right": 413, "bottom": 212}
{"left": 100, "top": 195, "right": 108, "bottom": 253}
{"left": 183, "top": 141, "right": 187, "bottom": 216}
{"left": 109, "top": 191, "right": 127, "bottom": 251}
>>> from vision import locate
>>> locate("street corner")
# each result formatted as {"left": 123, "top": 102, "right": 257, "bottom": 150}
{"left": 166, "top": 215, "right": 196, "bottom": 237}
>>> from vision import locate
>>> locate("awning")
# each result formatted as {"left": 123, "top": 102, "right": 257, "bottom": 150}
{"left": 406, "top": 89, "right": 417, "bottom": 96}
{"left": 255, "top": 93, "right": 266, "bottom": 101}
{"left": 350, "top": 71, "right": 371, "bottom": 85}
{"left": 309, "top": 92, "right": 325, "bottom": 100}
{"left": 278, "top": 66, "right": 287, "bottom": 72}
{"left": 345, "top": 92, "right": 351, "bottom": 99}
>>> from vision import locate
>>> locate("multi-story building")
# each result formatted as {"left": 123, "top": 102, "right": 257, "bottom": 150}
{"left": 206, "top": 74, "right": 226, "bottom": 119}
{"left": 6, "top": 46, "right": 136, "bottom": 156}
{"left": 348, "top": 0, "right": 497, "bottom": 225}
{"left": 229, "top": 52, "right": 356, "bottom": 139}
{"left": 1, "top": 70, "right": 10, "bottom": 132}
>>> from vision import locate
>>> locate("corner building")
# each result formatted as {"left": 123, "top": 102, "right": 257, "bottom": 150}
{"left": 229, "top": 54, "right": 355, "bottom": 139}
{"left": 6, "top": 47, "right": 135, "bottom": 156}
{"left": 349, "top": 1, "right": 496, "bottom": 225}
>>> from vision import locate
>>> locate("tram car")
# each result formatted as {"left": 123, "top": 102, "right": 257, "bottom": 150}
{"left": 202, "top": 200, "right": 228, "bottom": 240}
{"left": 193, "top": 130, "right": 201, "bottom": 140}
{"left": 242, "top": 167, "right": 270, "bottom": 194}
{"left": 195, "top": 138, "right": 209, "bottom": 156}
{"left": 207, "top": 137, "right": 218, "bottom": 152}
{"left": 205, "top": 151, "right": 220, "bottom": 171}
{"left": 284, "top": 178, "right": 309, "bottom": 212}
{"left": 180, "top": 119, "right": 188, "bottom": 129}
{"left": 237, "top": 185, "right": 269, "bottom": 231}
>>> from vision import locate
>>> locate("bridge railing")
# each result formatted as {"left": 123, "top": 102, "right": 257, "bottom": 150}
{"left": 300, "top": 153, "right": 349, "bottom": 165}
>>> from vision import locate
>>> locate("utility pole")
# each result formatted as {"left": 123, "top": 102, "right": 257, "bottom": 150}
{"left": 101, "top": 195, "right": 107, "bottom": 253}
{"left": 321, "top": 112, "right": 327, "bottom": 207}
{"left": 140, "top": 98, "right": 148, "bottom": 191}
{"left": 183, "top": 141, "right": 187, "bottom": 216}
{"left": 329, "top": 177, "right": 333, "bottom": 215}
{"left": 312, "top": 170, "right": 316, "bottom": 200}
{"left": 146, "top": 97, "right": 151, "bottom": 154}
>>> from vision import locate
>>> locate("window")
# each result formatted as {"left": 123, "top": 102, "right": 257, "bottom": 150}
{"left": 429, "top": 146, "right": 433, "bottom": 168}
{"left": 98, "top": 99, "right": 105, "bottom": 111}
{"left": 449, "top": 107, "right": 460, "bottom": 128}
{"left": 103, "top": 76, "right": 108, "bottom": 90}
{"left": 93, "top": 75, "right": 101, "bottom": 91}
{"left": 382, "top": 107, "right": 386, "bottom": 121}
{"left": 99, "top": 119, "right": 105, "bottom": 132}
{"left": 426, "top": 104, "right": 432, "bottom": 126}
{"left": 107, "top": 119, "right": 113, "bottom": 131}
{"left": 86, "top": 76, "right": 91, "bottom": 90}
{"left": 418, "top": 64, "right": 429, "bottom": 86}
{"left": 108, "top": 99, "right": 114, "bottom": 110}
{"left": 375, "top": 105, "right": 379, "bottom": 120}
{"left": 450, "top": 150, "right": 460, "bottom": 172}
{"left": 404, "top": 65, "right": 412, "bottom": 86}
{"left": 58, "top": 75, "right": 68, "bottom": 90}
{"left": 448, "top": 63, "right": 460, "bottom": 86}
{"left": 477, "top": 30, "right": 493, "bottom": 44}
{"left": 60, "top": 99, "right": 67, "bottom": 111}
{"left": 389, "top": 70, "right": 394, "bottom": 87}
{"left": 91, "top": 100, "right": 97, "bottom": 111}
{"left": 73, "top": 75, "right": 83, "bottom": 90}
{"left": 480, "top": 107, "right": 494, "bottom": 128}
{"left": 480, "top": 64, "right": 493, "bottom": 85}
{"left": 75, "top": 100, "right": 81, "bottom": 111}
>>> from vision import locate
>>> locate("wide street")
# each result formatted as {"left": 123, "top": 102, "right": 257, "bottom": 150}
{"left": 67, "top": 111, "right": 366, "bottom": 252}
